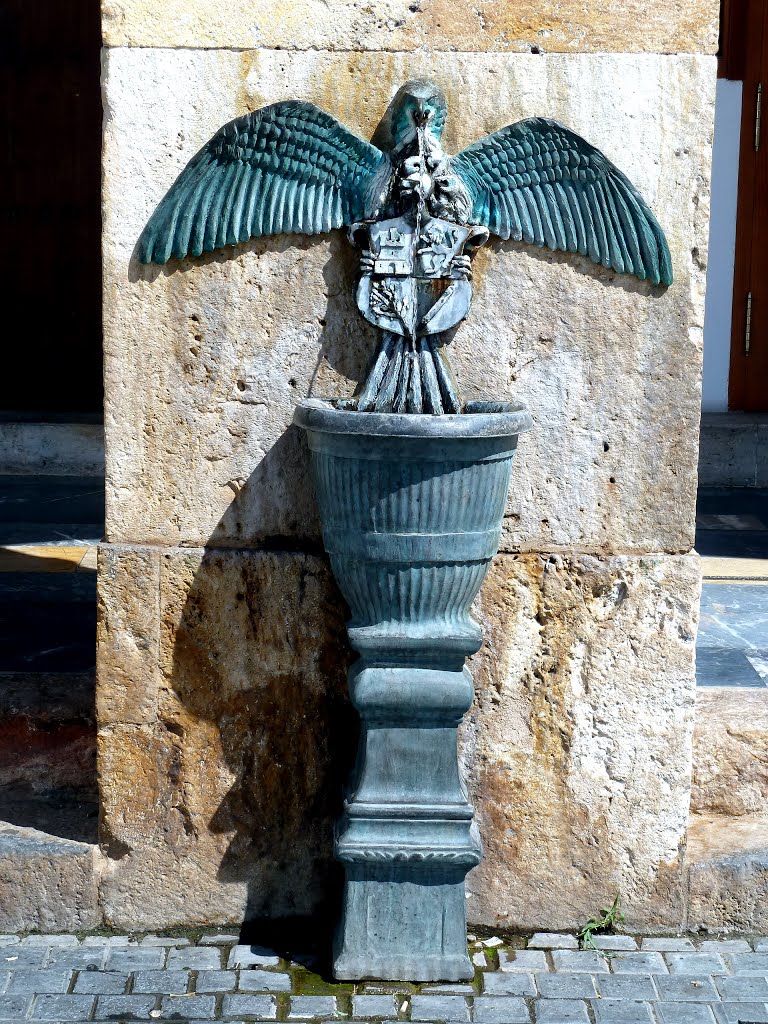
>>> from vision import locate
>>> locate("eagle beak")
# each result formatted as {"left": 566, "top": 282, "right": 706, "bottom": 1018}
{"left": 413, "top": 109, "right": 431, "bottom": 127}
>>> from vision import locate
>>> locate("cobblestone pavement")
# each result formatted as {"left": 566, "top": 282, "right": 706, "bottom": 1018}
{"left": 1, "top": 931, "right": 767, "bottom": 1024}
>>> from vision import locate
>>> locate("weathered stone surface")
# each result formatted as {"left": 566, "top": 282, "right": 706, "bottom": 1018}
{"left": 691, "top": 688, "right": 768, "bottom": 817}
{"left": 97, "top": 544, "right": 698, "bottom": 929}
{"left": 462, "top": 552, "right": 700, "bottom": 932}
{"left": 686, "top": 813, "right": 768, "bottom": 932}
{"left": 103, "top": 49, "right": 714, "bottom": 555}
{"left": 101, "top": 0, "right": 719, "bottom": 54}
{"left": 0, "top": 823, "right": 101, "bottom": 932}
{"left": 97, "top": 544, "right": 355, "bottom": 929}
{"left": 96, "top": 545, "right": 161, "bottom": 726}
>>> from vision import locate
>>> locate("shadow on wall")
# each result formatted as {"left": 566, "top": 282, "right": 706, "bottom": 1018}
{"left": 165, "top": 456, "right": 359, "bottom": 955}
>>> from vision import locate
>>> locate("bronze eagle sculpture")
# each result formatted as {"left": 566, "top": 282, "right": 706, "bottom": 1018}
{"left": 138, "top": 80, "right": 672, "bottom": 415}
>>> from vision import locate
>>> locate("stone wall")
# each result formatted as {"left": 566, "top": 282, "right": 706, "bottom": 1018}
{"left": 99, "top": 0, "right": 717, "bottom": 930}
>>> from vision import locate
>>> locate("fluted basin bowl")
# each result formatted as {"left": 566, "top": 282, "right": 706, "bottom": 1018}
{"left": 294, "top": 398, "right": 533, "bottom": 665}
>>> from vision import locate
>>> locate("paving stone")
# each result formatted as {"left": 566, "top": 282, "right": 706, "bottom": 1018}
{"left": 473, "top": 995, "right": 531, "bottom": 1022}
{"left": 482, "top": 972, "right": 537, "bottom": 996}
{"left": 7, "top": 969, "right": 71, "bottom": 994}
{"left": 593, "top": 936, "right": 639, "bottom": 952}
{"left": 501, "top": 950, "right": 550, "bottom": 973}
{"left": 96, "top": 993, "right": 159, "bottom": 1018}
{"left": 596, "top": 975, "right": 657, "bottom": 1000}
{"left": 612, "top": 954, "right": 669, "bottom": 974}
{"left": 0, "top": 995, "right": 31, "bottom": 1021}
{"left": 530, "top": 935, "right": 579, "bottom": 950}
{"left": 410, "top": 995, "right": 470, "bottom": 1021}
{"left": 654, "top": 977, "right": 719, "bottom": 1001}
{"left": 106, "top": 947, "right": 166, "bottom": 971}
{"left": 666, "top": 954, "right": 728, "bottom": 976}
{"left": 141, "top": 935, "right": 192, "bottom": 947}
{"left": 228, "top": 945, "right": 282, "bottom": 969}
{"left": 712, "top": 1003, "right": 768, "bottom": 1024}
{"left": 222, "top": 993, "right": 278, "bottom": 1019}
{"left": 591, "top": 1000, "right": 653, "bottom": 1024}
{"left": 196, "top": 969, "right": 238, "bottom": 992}
{"left": 423, "top": 985, "right": 474, "bottom": 994}
{"left": 756, "top": 940, "right": 768, "bottom": 953}
{"left": 0, "top": 940, "right": 18, "bottom": 948}
{"left": 23, "top": 934, "right": 78, "bottom": 946}
{"left": 717, "top": 977, "right": 768, "bottom": 1001}
{"left": 73, "top": 970, "right": 129, "bottom": 994}
{"left": 642, "top": 940, "right": 696, "bottom": 953}
{"left": 699, "top": 942, "right": 753, "bottom": 955}
{"left": 654, "top": 1005, "right": 717, "bottom": 1024}
{"left": 535, "top": 999, "right": 590, "bottom": 1024}
{"left": 289, "top": 996, "right": 340, "bottom": 1019}
{"left": 82, "top": 935, "right": 133, "bottom": 946}
{"left": 1, "top": 947, "right": 46, "bottom": 968}
{"left": 239, "top": 969, "right": 292, "bottom": 992}
{"left": 0, "top": 974, "right": 7, "bottom": 996}
{"left": 729, "top": 954, "right": 768, "bottom": 975}
{"left": 160, "top": 993, "right": 217, "bottom": 1017}
{"left": 132, "top": 969, "right": 190, "bottom": 994}
{"left": 552, "top": 951, "right": 609, "bottom": 973}
{"left": 167, "top": 946, "right": 221, "bottom": 969}
{"left": 31, "top": 993, "right": 96, "bottom": 1020}
{"left": 537, "top": 975, "right": 598, "bottom": 999}
{"left": 200, "top": 933, "right": 240, "bottom": 945}
{"left": 352, "top": 995, "right": 399, "bottom": 1017}
{"left": 45, "top": 947, "right": 107, "bottom": 970}
{"left": 473, "top": 951, "right": 489, "bottom": 967}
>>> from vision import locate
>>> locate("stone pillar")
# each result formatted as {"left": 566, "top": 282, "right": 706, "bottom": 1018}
{"left": 99, "top": 0, "right": 717, "bottom": 930}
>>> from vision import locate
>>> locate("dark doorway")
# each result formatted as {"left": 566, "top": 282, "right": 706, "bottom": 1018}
{"left": 723, "top": 0, "right": 768, "bottom": 410}
{"left": 0, "top": 1, "right": 103, "bottom": 415}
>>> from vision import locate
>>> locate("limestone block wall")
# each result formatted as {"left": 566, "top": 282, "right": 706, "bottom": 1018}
{"left": 99, "top": 0, "right": 718, "bottom": 930}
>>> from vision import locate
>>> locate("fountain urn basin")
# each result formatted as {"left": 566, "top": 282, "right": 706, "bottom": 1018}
{"left": 294, "top": 398, "right": 532, "bottom": 981}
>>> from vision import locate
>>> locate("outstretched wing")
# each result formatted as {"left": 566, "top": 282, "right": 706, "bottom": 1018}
{"left": 450, "top": 117, "right": 672, "bottom": 286}
{"left": 137, "top": 100, "right": 390, "bottom": 265}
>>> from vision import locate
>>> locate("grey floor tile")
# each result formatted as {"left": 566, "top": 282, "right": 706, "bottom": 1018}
{"left": 594, "top": 937, "right": 639, "bottom": 952}
{"left": 31, "top": 993, "right": 95, "bottom": 1020}
{"left": 132, "top": 969, "right": 190, "bottom": 994}
{"left": 535, "top": 998, "right": 589, "bottom": 1023}
{"left": 552, "top": 951, "right": 609, "bottom": 974}
{"left": 96, "top": 993, "right": 159, "bottom": 1019}
{"left": 351, "top": 995, "right": 398, "bottom": 1017}
{"left": 717, "top": 979, "right": 768, "bottom": 1002}
{"left": 167, "top": 946, "right": 222, "bottom": 970}
{"left": 288, "top": 996, "right": 340, "bottom": 1019}
{"left": 7, "top": 969, "right": 71, "bottom": 994}
{"left": 642, "top": 941, "right": 696, "bottom": 954}
{"left": 73, "top": 970, "right": 129, "bottom": 994}
{"left": 712, "top": 1002, "right": 768, "bottom": 1024}
{"left": 729, "top": 955, "right": 768, "bottom": 975}
{"left": 665, "top": 955, "right": 728, "bottom": 976}
{"left": 529, "top": 935, "right": 579, "bottom": 951}
{"left": 592, "top": 999, "right": 653, "bottom": 1023}
{"left": 500, "top": 950, "right": 550, "bottom": 973}
{"left": 106, "top": 948, "right": 166, "bottom": 972}
{"left": 612, "top": 955, "right": 669, "bottom": 975}
{"left": 228, "top": 945, "right": 281, "bottom": 969}
{"left": 221, "top": 993, "right": 277, "bottom": 1019}
{"left": 238, "top": 968, "right": 292, "bottom": 992}
{"left": 45, "top": 948, "right": 106, "bottom": 970}
{"left": 654, "top": 1004, "right": 716, "bottom": 1024}
{"left": 699, "top": 942, "right": 753, "bottom": 955}
{"left": 410, "top": 995, "right": 470, "bottom": 1021}
{"left": 195, "top": 969, "right": 238, "bottom": 993}
{"left": 655, "top": 978, "right": 720, "bottom": 1002}
{"left": 482, "top": 973, "right": 536, "bottom": 996}
{"left": 537, "top": 975, "right": 597, "bottom": 999}
{"left": 474, "top": 995, "right": 531, "bottom": 1022}
{"left": 597, "top": 975, "right": 657, "bottom": 1000}
{"left": 159, "top": 993, "right": 217, "bottom": 1018}
{"left": 0, "top": 995, "right": 31, "bottom": 1021}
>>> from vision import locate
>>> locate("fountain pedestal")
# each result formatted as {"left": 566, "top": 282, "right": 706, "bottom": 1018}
{"left": 294, "top": 399, "right": 531, "bottom": 981}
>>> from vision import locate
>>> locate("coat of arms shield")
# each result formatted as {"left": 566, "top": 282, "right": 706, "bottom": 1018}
{"left": 351, "top": 216, "right": 488, "bottom": 339}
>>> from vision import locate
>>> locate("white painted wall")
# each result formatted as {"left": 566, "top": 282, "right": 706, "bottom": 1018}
{"left": 702, "top": 78, "right": 743, "bottom": 412}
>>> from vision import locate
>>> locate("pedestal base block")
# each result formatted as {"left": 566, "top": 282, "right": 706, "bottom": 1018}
{"left": 334, "top": 865, "right": 474, "bottom": 981}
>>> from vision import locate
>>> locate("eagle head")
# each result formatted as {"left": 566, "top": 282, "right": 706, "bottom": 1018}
{"left": 372, "top": 79, "right": 448, "bottom": 156}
